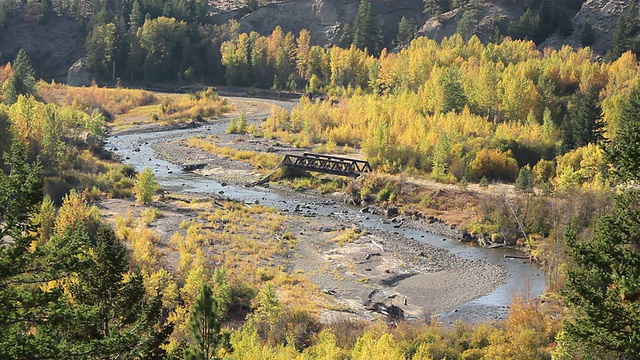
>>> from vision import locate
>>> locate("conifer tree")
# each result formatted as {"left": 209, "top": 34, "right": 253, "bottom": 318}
{"left": 0, "top": 143, "right": 75, "bottom": 359}
{"left": 611, "top": 13, "right": 630, "bottom": 60}
{"left": 563, "top": 192, "right": 640, "bottom": 357}
{"left": 423, "top": 0, "right": 448, "bottom": 17}
{"left": 605, "top": 78, "right": 640, "bottom": 184}
{"left": 3, "top": 49, "right": 36, "bottom": 104}
{"left": 186, "top": 283, "right": 226, "bottom": 360}
{"left": 64, "top": 223, "right": 170, "bottom": 358}
{"left": 515, "top": 165, "right": 534, "bottom": 192}
{"left": 0, "top": 143, "right": 42, "bottom": 238}
{"left": 0, "top": 109, "right": 11, "bottom": 169}
{"left": 396, "top": 16, "right": 416, "bottom": 45}
{"left": 347, "top": 0, "right": 382, "bottom": 55}
{"left": 129, "top": 0, "right": 144, "bottom": 29}
{"left": 563, "top": 78, "right": 640, "bottom": 357}
{"left": 456, "top": 1, "right": 479, "bottom": 40}
{"left": 561, "top": 87, "right": 603, "bottom": 153}
{"left": 581, "top": 22, "right": 596, "bottom": 47}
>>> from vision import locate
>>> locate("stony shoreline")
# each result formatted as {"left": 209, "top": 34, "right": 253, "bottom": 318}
{"left": 149, "top": 136, "right": 510, "bottom": 320}
{"left": 106, "top": 96, "right": 536, "bottom": 323}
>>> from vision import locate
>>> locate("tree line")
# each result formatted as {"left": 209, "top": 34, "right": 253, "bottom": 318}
{"left": 6, "top": 0, "right": 636, "bottom": 86}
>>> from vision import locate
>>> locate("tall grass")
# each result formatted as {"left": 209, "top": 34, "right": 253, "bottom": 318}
{"left": 38, "top": 82, "right": 156, "bottom": 117}
{"left": 186, "top": 137, "right": 281, "bottom": 171}
{"left": 162, "top": 88, "right": 233, "bottom": 120}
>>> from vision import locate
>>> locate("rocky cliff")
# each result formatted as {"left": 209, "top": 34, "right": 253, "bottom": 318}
{"left": 231, "top": 0, "right": 426, "bottom": 46}
{"left": 228, "top": 0, "right": 633, "bottom": 56}
{"left": 542, "top": 0, "right": 628, "bottom": 56}
{"left": 1, "top": 14, "right": 85, "bottom": 81}
{"left": 0, "top": 0, "right": 636, "bottom": 83}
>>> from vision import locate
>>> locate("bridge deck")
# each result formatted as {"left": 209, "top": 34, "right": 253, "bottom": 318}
{"left": 281, "top": 153, "right": 372, "bottom": 177}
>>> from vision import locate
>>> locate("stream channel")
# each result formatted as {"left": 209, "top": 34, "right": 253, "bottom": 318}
{"left": 105, "top": 97, "right": 546, "bottom": 324}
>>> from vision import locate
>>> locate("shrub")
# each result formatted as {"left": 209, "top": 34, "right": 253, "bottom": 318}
{"left": 468, "top": 148, "right": 518, "bottom": 182}
{"left": 226, "top": 116, "right": 241, "bottom": 134}
{"left": 459, "top": 176, "right": 469, "bottom": 188}
{"left": 532, "top": 159, "right": 555, "bottom": 184}
{"left": 133, "top": 167, "right": 159, "bottom": 205}
{"left": 515, "top": 165, "right": 534, "bottom": 192}
{"left": 43, "top": 176, "right": 73, "bottom": 206}
{"left": 141, "top": 207, "right": 162, "bottom": 224}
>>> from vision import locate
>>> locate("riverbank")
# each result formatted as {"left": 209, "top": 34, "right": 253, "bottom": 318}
{"left": 104, "top": 95, "right": 544, "bottom": 323}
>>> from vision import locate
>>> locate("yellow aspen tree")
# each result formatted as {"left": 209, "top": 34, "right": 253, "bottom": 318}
{"left": 133, "top": 167, "right": 159, "bottom": 205}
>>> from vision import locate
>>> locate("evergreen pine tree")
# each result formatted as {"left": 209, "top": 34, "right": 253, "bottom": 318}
{"left": 606, "top": 78, "right": 640, "bottom": 184}
{"left": 65, "top": 223, "right": 170, "bottom": 358}
{"left": 0, "top": 109, "right": 11, "bottom": 169}
{"left": 4, "top": 49, "right": 36, "bottom": 103}
{"left": 441, "top": 67, "right": 467, "bottom": 113}
{"left": 581, "top": 22, "right": 596, "bottom": 47}
{"left": 490, "top": 23, "right": 503, "bottom": 44}
{"left": 339, "top": 23, "right": 354, "bottom": 48}
{"left": 423, "top": 0, "right": 442, "bottom": 16}
{"left": 516, "top": 8, "right": 539, "bottom": 40}
{"left": 456, "top": 1, "right": 479, "bottom": 40}
{"left": 557, "top": 10, "right": 574, "bottom": 37}
{"left": 396, "top": 16, "right": 416, "bottom": 45}
{"left": 0, "top": 142, "right": 43, "bottom": 238}
{"left": 340, "top": 0, "right": 382, "bottom": 54}
{"left": 186, "top": 283, "right": 226, "bottom": 360}
{"left": 350, "top": 0, "right": 382, "bottom": 54}
{"left": 611, "top": 13, "right": 630, "bottom": 60}
{"left": 0, "top": 143, "right": 76, "bottom": 359}
{"left": 564, "top": 192, "right": 640, "bottom": 357}
{"left": 129, "top": 0, "right": 144, "bottom": 29}
{"left": 563, "top": 77, "right": 640, "bottom": 358}
{"left": 561, "top": 87, "right": 603, "bottom": 153}
{"left": 514, "top": 165, "right": 534, "bottom": 192}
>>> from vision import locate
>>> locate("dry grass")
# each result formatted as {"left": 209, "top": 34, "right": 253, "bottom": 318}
{"left": 38, "top": 82, "right": 156, "bottom": 116}
{"left": 38, "top": 83, "right": 234, "bottom": 131}
{"left": 330, "top": 227, "right": 365, "bottom": 247}
{"left": 178, "top": 199, "right": 328, "bottom": 313}
{"left": 161, "top": 89, "right": 233, "bottom": 121}
{"left": 186, "top": 136, "right": 281, "bottom": 172}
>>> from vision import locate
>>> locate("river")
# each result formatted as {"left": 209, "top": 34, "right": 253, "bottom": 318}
{"left": 105, "top": 96, "right": 546, "bottom": 323}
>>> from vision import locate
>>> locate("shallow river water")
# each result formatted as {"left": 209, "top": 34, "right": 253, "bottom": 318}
{"left": 106, "top": 103, "right": 546, "bottom": 323}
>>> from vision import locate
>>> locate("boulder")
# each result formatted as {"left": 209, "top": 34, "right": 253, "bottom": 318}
{"left": 67, "top": 58, "right": 93, "bottom": 87}
{"left": 459, "top": 231, "right": 474, "bottom": 243}
{"left": 385, "top": 207, "right": 399, "bottom": 218}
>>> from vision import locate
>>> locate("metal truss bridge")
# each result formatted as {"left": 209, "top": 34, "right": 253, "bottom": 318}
{"left": 281, "top": 153, "right": 372, "bottom": 178}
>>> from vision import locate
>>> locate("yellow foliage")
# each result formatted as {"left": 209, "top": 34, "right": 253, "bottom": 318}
{"left": 160, "top": 88, "right": 233, "bottom": 121}
{"left": 55, "top": 190, "right": 102, "bottom": 237}
{"left": 469, "top": 148, "right": 518, "bottom": 181}
{"left": 555, "top": 144, "right": 607, "bottom": 189}
{"left": 0, "top": 63, "right": 13, "bottom": 83}
{"left": 351, "top": 328, "right": 404, "bottom": 360}
{"left": 301, "top": 330, "right": 344, "bottom": 360}
{"left": 38, "top": 81, "right": 156, "bottom": 115}
{"left": 144, "top": 268, "right": 180, "bottom": 309}
{"left": 185, "top": 137, "right": 281, "bottom": 171}
{"left": 129, "top": 227, "right": 160, "bottom": 272}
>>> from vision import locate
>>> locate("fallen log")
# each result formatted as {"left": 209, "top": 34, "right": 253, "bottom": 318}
{"left": 182, "top": 163, "right": 207, "bottom": 172}
{"left": 504, "top": 254, "right": 531, "bottom": 260}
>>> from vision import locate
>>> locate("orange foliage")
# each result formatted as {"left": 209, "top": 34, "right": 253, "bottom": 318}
{"left": 0, "top": 63, "right": 14, "bottom": 83}
{"left": 38, "top": 82, "right": 156, "bottom": 116}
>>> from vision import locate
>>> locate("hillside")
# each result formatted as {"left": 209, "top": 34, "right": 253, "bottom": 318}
{"left": 0, "top": 0, "right": 637, "bottom": 82}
